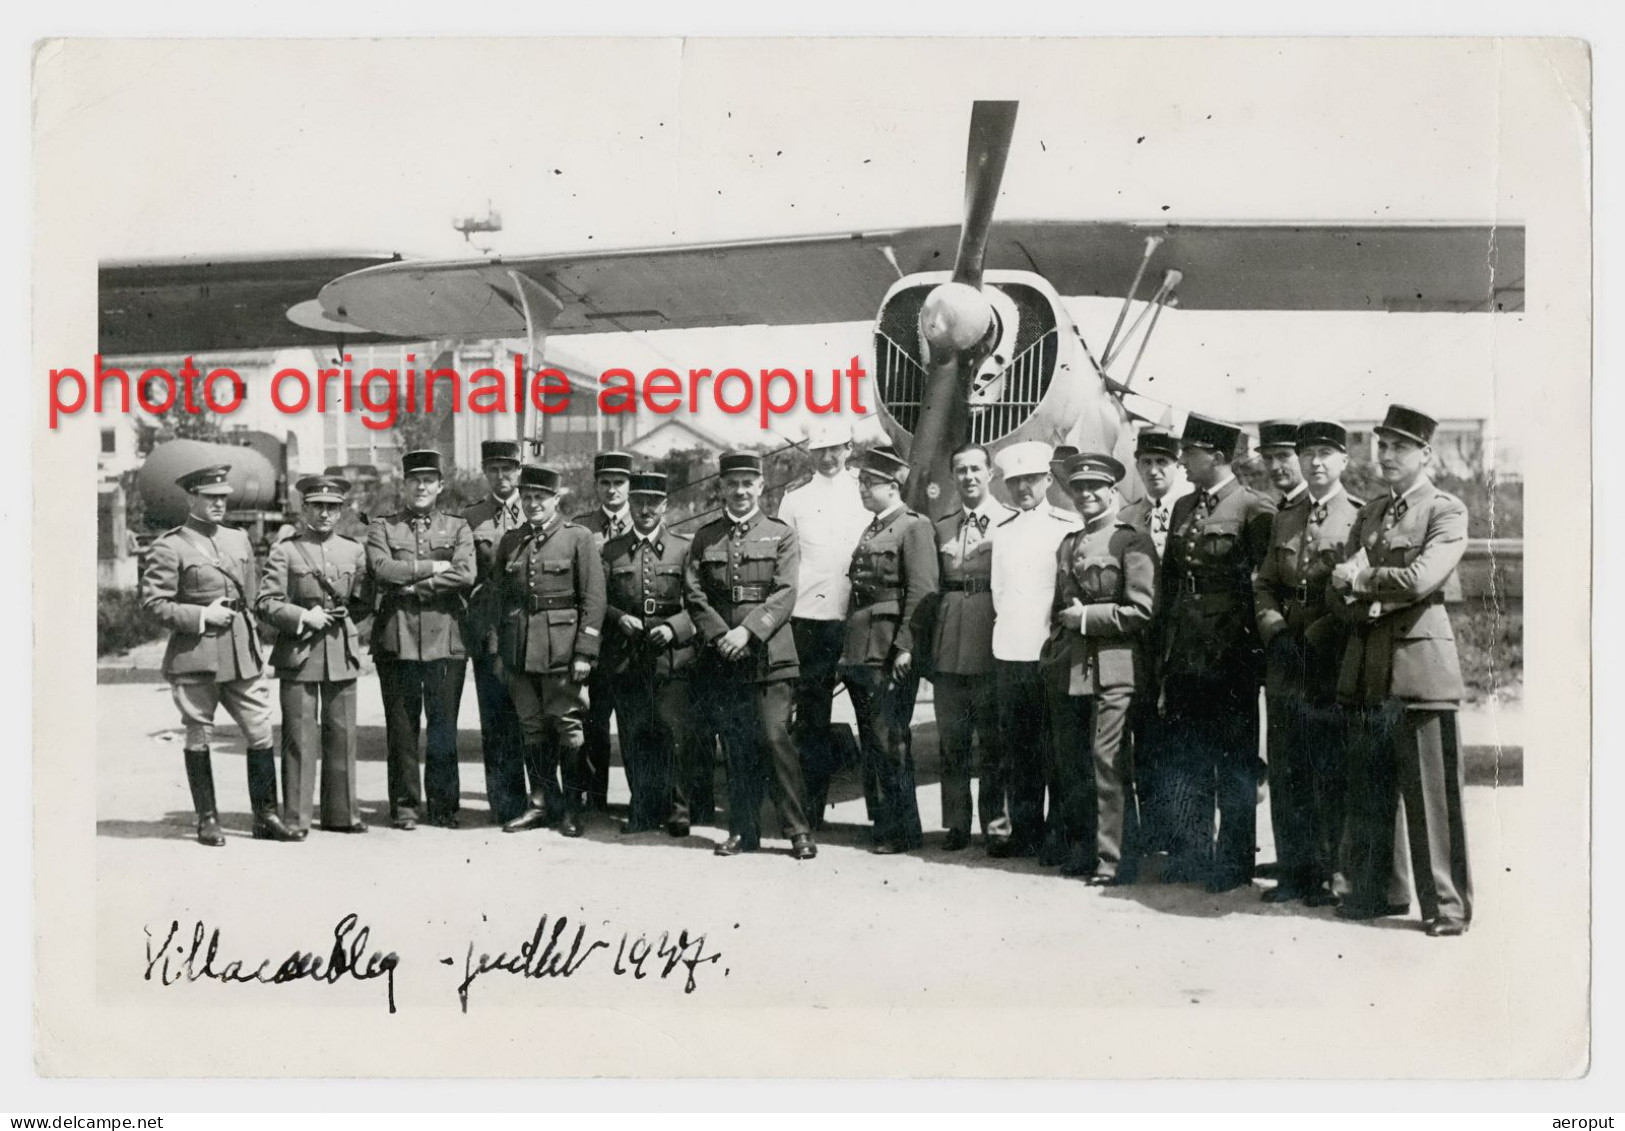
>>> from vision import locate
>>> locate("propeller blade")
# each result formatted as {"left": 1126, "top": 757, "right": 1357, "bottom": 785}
{"left": 952, "top": 101, "right": 1019, "bottom": 289}
{"left": 903, "top": 354, "right": 972, "bottom": 512}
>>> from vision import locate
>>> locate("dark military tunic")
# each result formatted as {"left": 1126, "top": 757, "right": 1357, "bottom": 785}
{"left": 462, "top": 492, "right": 527, "bottom": 822}
{"left": 1159, "top": 476, "right": 1277, "bottom": 884}
{"left": 575, "top": 507, "right": 633, "bottom": 810}
{"left": 365, "top": 508, "right": 475, "bottom": 823}
{"left": 257, "top": 529, "right": 371, "bottom": 831}
{"left": 495, "top": 513, "right": 607, "bottom": 819}
{"left": 684, "top": 508, "right": 809, "bottom": 844}
{"left": 1253, "top": 486, "right": 1363, "bottom": 896}
{"left": 840, "top": 504, "right": 939, "bottom": 850}
{"left": 603, "top": 524, "right": 700, "bottom": 830}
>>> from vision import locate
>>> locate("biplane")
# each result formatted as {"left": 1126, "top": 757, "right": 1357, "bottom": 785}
{"left": 99, "top": 101, "right": 1524, "bottom": 510}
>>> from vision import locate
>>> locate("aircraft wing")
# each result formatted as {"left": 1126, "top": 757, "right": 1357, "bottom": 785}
{"left": 99, "top": 221, "right": 1524, "bottom": 355}
{"left": 98, "top": 251, "right": 415, "bottom": 356}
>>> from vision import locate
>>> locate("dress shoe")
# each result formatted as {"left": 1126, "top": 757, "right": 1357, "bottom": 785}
{"left": 1084, "top": 872, "right": 1120, "bottom": 887}
{"left": 1426, "top": 917, "right": 1469, "bottom": 937}
{"left": 790, "top": 834, "right": 817, "bottom": 861}
{"left": 985, "top": 837, "right": 1013, "bottom": 859}
{"left": 666, "top": 819, "right": 691, "bottom": 838}
{"left": 252, "top": 808, "right": 302, "bottom": 842}
{"left": 1037, "top": 837, "right": 1066, "bottom": 868}
{"left": 559, "top": 814, "right": 585, "bottom": 838}
{"left": 943, "top": 830, "right": 971, "bottom": 852}
{"left": 502, "top": 808, "right": 551, "bottom": 833}
{"left": 1059, "top": 846, "right": 1097, "bottom": 878}
{"left": 428, "top": 812, "right": 460, "bottom": 830}
{"left": 322, "top": 821, "right": 369, "bottom": 834}
{"left": 393, "top": 815, "right": 418, "bottom": 831}
{"left": 1262, "top": 885, "right": 1308, "bottom": 904}
{"left": 1304, "top": 888, "right": 1339, "bottom": 908}
{"left": 195, "top": 818, "right": 225, "bottom": 847}
{"left": 870, "top": 841, "right": 902, "bottom": 855}
{"left": 714, "top": 835, "right": 758, "bottom": 857}
{"left": 1336, "top": 901, "right": 1410, "bottom": 921}
{"left": 291, "top": 828, "right": 309, "bottom": 842}
{"left": 1204, "top": 872, "right": 1251, "bottom": 894}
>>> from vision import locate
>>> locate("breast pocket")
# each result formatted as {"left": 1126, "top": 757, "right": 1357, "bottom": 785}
{"left": 1076, "top": 555, "right": 1122, "bottom": 599}
{"left": 429, "top": 534, "right": 457, "bottom": 562}
{"left": 739, "top": 542, "right": 778, "bottom": 580}
{"left": 1378, "top": 535, "right": 1418, "bottom": 567}
{"left": 1198, "top": 521, "right": 1242, "bottom": 563}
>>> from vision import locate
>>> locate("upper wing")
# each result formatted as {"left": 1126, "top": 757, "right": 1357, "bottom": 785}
{"left": 99, "top": 221, "right": 1524, "bottom": 355}
{"left": 98, "top": 251, "right": 415, "bottom": 355}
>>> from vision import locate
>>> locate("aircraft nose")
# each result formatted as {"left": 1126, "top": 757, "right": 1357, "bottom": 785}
{"left": 919, "top": 282, "right": 992, "bottom": 355}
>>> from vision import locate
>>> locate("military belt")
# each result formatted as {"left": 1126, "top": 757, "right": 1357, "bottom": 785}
{"left": 851, "top": 585, "right": 903, "bottom": 607}
{"left": 721, "top": 584, "right": 769, "bottom": 604}
{"left": 1176, "top": 575, "right": 1246, "bottom": 597}
{"left": 641, "top": 597, "right": 683, "bottom": 617}
{"left": 941, "top": 579, "right": 991, "bottom": 595}
{"left": 526, "top": 594, "right": 578, "bottom": 613}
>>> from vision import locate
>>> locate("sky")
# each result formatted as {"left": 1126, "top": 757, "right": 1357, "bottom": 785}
{"left": 37, "top": 37, "right": 1561, "bottom": 467}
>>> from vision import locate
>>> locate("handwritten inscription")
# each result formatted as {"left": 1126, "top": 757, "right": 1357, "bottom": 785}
{"left": 454, "top": 913, "right": 726, "bottom": 1012}
{"left": 144, "top": 913, "right": 400, "bottom": 1012}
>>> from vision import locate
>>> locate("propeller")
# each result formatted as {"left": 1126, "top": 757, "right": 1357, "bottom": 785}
{"left": 904, "top": 100, "right": 1019, "bottom": 511}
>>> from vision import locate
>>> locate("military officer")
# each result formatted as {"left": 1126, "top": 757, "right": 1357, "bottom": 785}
{"left": 1119, "top": 429, "right": 1189, "bottom": 558}
{"left": 839, "top": 448, "right": 939, "bottom": 854}
{"left": 141, "top": 465, "right": 298, "bottom": 845}
{"left": 776, "top": 419, "right": 871, "bottom": 825}
{"left": 461, "top": 440, "right": 528, "bottom": 824}
{"left": 1257, "top": 420, "right": 1309, "bottom": 509}
{"left": 1252, "top": 421, "right": 1363, "bottom": 905}
{"left": 256, "top": 474, "right": 373, "bottom": 835}
{"left": 365, "top": 449, "right": 475, "bottom": 830}
{"left": 575, "top": 451, "right": 635, "bottom": 813}
{"left": 1331, "top": 404, "right": 1473, "bottom": 937}
{"left": 326, "top": 465, "right": 373, "bottom": 541}
{"left": 684, "top": 450, "right": 816, "bottom": 860}
{"left": 1159, "top": 413, "right": 1277, "bottom": 892}
{"left": 931, "top": 442, "right": 1016, "bottom": 850}
{"left": 1118, "top": 427, "right": 1187, "bottom": 855}
{"left": 988, "top": 441, "right": 1081, "bottom": 858}
{"left": 1041, "top": 453, "right": 1158, "bottom": 883}
{"left": 601, "top": 472, "right": 700, "bottom": 835}
{"left": 497, "top": 465, "right": 607, "bottom": 837}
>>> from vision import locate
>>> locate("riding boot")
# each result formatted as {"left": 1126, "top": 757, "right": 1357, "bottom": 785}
{"left": 183, "top": 747, "right": 225, "bottom": 847}
{"left": 246, "top": 748, "right": 299, "bottom": 842}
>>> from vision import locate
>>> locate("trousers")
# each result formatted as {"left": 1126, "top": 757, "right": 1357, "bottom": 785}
{"left": 376, "top": 658, "right": 466, "bottom": 821}
{"left": 993, "top": 660, "right": 1049, "bottom": 847}
{"left": 1046, "top": 682, "right": 1137, "bottom": 876}
{"left": 790, "top": 617, "right": 847, "bottom": 820}
{"left": 697, "top": 666, "right": 810, "bottom": 845}
{"left": 933, "top": 672, "right": 1001, "bottom": 836}
{"left": 508, "top": 670, "right": 591, "bottom": 818}
{"left": 1266, "top": 693, "right": 1349, "bottom": 892}
{"left": 1162, "top": 675, "right": 1261, "bottom": 881}
{"left": 471, "top": 651, "right": 526, "bottom": 823}
{"left": 842, "top": 665, "right": 924, "bottom": 849}
{"left": 278, "top": 678, "right": 358, "bottom": 831}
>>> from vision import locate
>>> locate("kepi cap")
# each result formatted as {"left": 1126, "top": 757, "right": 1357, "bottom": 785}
{"left": 401, "top": 449, "right": 443, "bottom": 477}
{"left": 1063, "top": 452, "right": 1126, "bottom": 487}
{"left": 1256, "top": 420, "right": 1302, "bottom": 452}
{"left": 629, "top": 472, "right": 669, "bottom": 497}
{"left": 1134, "top": 429, "right": 1181, "bottom": 459}
{"left": 177, "top": 464, "right": 233, "bottom": 496}
{"left": 1373, "top": 404, "right": 1438, "bottom": 446}
{"left": 297, "top": 474, "right": 349, "bottom": 505}
{"left": 1296, "top": 420, "right": 1349, "bottom": 452}
{"left": 593, "top": 451, "right": 634, "bottom": 477}
{"left": 1182, "top": 413, "right": 1243, "bottom": 456}
{"left": 518, "top": 465, "right": 563, "bottom": 494}
{"left": 996, "top": 440, "right": 1054, "bottom": 479}
{"left": 480, "top": 440, "right": 521, "bottom": 465}
{"left": 718, "top": 450, "right": 763, "bottom": 477}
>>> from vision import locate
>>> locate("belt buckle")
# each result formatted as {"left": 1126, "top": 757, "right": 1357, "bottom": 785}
{"left": 731, "top": 584, "right": 746, "bottom": 603}
{"left": 643, "top": 597, "right": 659, "bottom": 616}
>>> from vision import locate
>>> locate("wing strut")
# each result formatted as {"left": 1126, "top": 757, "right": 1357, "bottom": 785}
{"left": 1102, "top": 269, "right": 1182, "bottom": 372}
{"left": 1100, "top": 235, "right": 1163, "bottom": 364}
{"left": 505, "top": 270, "right": 565, "bottom": 457}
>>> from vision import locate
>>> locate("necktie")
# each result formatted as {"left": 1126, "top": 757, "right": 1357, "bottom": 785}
{"left": 1193, "top": 491, "right": 1213, "bottom": 522}
{"left": 1300, "top": 503, "right": 1328, "bottom": 573}
{"left": 1383, "top": 495, "right": 1409, "bottom": 531}
{"left": 1151, "top": 503, "right": 1169, "bottom": 535}
{"left": 503, "top": 501, "right": 521, "bottom": 530}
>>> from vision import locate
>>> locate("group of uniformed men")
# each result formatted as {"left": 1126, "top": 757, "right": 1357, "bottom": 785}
{"left": 141, "top": 400, "right": 1474, "bottom": 937}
